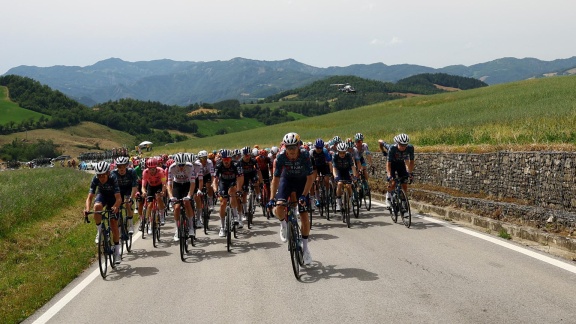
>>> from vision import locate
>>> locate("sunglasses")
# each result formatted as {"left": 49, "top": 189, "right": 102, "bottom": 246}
{"left": 178, "top": 163, "right": 186, "bottom": 167}
{"left": 222, "top": 158, "right": 232, "bottom": 162}
{"left": 97, "top": 173, "right": 107, "bottom": 178}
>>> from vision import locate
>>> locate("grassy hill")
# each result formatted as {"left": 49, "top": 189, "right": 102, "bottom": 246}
{"left": 0, "top": 86, "right": 48, "bottom": 125}
{"left": 154, "top": 75, "right": 576, "bottom": 154}
{"left": 0, "top": 122, "right": 136, "bottom": 159}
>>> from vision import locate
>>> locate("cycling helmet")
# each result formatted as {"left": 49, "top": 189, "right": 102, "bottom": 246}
{"left": 95, "top": 161, "right": 110, "bottom": 174}
{"left": 314, "top": 138, "right": 324, "bottom": 148}
{"left": 132, "top": 159, "right": 140, "bottom": 167}
{"left": 198, "top": 150, "right": 208, "bottom": 158}
{"left": 166, "top": 159, "right": 174, "bottom": 167}
{"left": 146, "top": 158, "right": 158, "bottom": 168}
{"left": 336, "top": 142, "right": 348, "bottom": 152}
{"left": 233, "top": 149, "right": 241, "bottom": 156}
{"left": 185, "top": 153, "right": 194, "bottom": 163}
{"left": 174, "top": 153, "right": 185, "bottom": 164}
{"left": 208, "top": 153, "right": 215, "bottom": 159}
{"left": 221, "top": 149, "right": 232, "bottom": 159}
{"left": 347, "top": 140, "right": 354, "bottom": 149}
{"left": 115, "top": 156, "right": 129, "bottom": 165}
{"left": 283, "top": 132, "right": 300, "bottom": 146}
{"left": 252, "top": 148, "right": 259, "bottom": 156}
{"left": 394, "top": 133, "right": 410, "bottom": 145}
{"left": 271, "top": 146, "right": 279, "bottom": 154}
{"left": 242, "top": 146, "right": 251, "bottom": 155}
{"left": 332, "top": 136, "right": 341, "bottom": 144}
{"left": 354, "top": 133, "right": 364, "bottom": 142}
{"left": 259, "top": 149, "right": 267, "bottom": 156}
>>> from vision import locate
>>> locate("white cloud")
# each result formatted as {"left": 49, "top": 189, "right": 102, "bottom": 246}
{"left": 371, "top": 36, "right": 402, "bottom": 46}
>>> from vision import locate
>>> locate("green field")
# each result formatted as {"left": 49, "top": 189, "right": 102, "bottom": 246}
{"left": 161, "top": 75, "right": 576, "bottom": 154}
{"left": 196, "top": 117, "right": 266, "bottom": 136}
{"left": 0, "top": 86, "right": 48, "bottom": 125}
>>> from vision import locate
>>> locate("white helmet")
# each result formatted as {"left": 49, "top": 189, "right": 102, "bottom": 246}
{"left": 336, "top": 142, "right": 348, "bottom": 152}
{"left": 270, "top": 146, "right": 279, "bottom": 154}
{"left": 252, "top": 148, "right": 259, "bottom": 156}
{"left": 197, "top": 150, "right": 208, "bottom": 158}
{"left": 95, "top": 161, "right": 110, "bottom": 174}
{"left": 174, "top": 153, "right": 185, "bottom": 164}
{"left": 115, "top": 156, "right": 129, "bottom": 165}
{"left": 283, "top": 132, "right": 300, "bottom": 146}
{"left": 394, "top": 133, "right": 410, "bottom": 145}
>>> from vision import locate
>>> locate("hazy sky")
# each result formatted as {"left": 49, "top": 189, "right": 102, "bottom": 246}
{"left": 2, "top": 0, "right": 575, "bottom": 74}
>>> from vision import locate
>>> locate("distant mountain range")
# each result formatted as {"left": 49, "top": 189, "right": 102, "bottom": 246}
{"left": 4, "top": 56, "right": 576, "bottom": 106}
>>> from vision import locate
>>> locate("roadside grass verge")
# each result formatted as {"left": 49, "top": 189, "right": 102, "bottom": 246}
{"left": 0, "top": 168, "right": 94, "bottom": 323}
{"left": 159, "top": 75, "right": 576, "bottom": 154}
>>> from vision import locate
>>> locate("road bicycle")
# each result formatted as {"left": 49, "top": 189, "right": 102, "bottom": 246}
{"left": 387, "top": 176, "right": 412, "bottom": 228}
{"left": 339, "top": 180, "right": 353, "bottom": 228}
{"left": 117, "top": 196, "right": 133, "bottom": 255}
{"left": 222, "top": 192, "right": 240, "bottom": 252}
{"left": 351, "top": 179, "right": 361, "bottom": 219}
{"left": 260, "top": 179, "right": 273, "bottom": 219}
{"left": 246, "top": 181, "right": 258, "bottom": 229}
{"left": 200, "top": 187, "right": 211, "bottom": 235}
{"left": 175, "top": 197, "right": 195, "bottom": 261}
{"left": 357, "top": 170, "right": 371, "bottom": 211}
{"left": 85, "top": 210, "right": 116, "bottom": 279}
{"left": 314, "top": 175, "right": 331, "bottom": 222}
{"left": 275, "top": 199, "right": 305, "bottom": 280}
{"left": 146, "top": 195, "right": 163, "bottom": 247}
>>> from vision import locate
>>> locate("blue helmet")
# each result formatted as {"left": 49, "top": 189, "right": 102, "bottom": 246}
{"left": 221, "top": 149, "right": 232, "bottom": 159}
{"left": 314, "top": 138, "right": 324, "bottom": 148}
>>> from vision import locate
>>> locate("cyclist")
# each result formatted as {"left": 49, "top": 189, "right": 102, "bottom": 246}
{"left": 212, "top": 149, "right": 244, "bottom": 237}
{"left": 141, "top": 157, "right": 167, "bottom": 234}
{"left": 112, "top": 156, "right": 138, "bottom": 234}
{"left": 332, "top": 142, "right": 359, "bottom": 214}
{"left": 310, "top": 138, "right": 333, "bottom": 208}
{"left": 167, "top": 153, "right": 200, "bottom": 241}
{"left": 256, "top": 148, "right": 273, "bottom": 212}
{"left": 385, "top": 133, "right": 415, "bottom": 208}
{"left": 269, "top": 132, "right": 315, "bottom": 265}
{"left": 194, "top": 150, "right": 215, "bottom": 220}
{"left": 84, "top": 161, "right": 122, "bottom": 264}
{"left": 239, "top": 146, "right": 262, "bottom": 228}
{"left": 133, "top": 158, "right": 145, "bottom": 217}
{"left": 354, "top": 133, "right": 373, "bottom": 180}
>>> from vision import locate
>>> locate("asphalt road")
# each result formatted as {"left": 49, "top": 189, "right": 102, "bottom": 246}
{"left": 25, "top": 201, "right": 576, "bottom": 324}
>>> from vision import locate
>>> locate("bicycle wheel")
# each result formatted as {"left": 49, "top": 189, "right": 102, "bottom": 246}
{"left": 390, "top": 193, "right": 399, "bottom": 223}
{"left": 203, "top": 198, "right": 210, "bottom": 235}
{"left": 352, "top": 186, "right": 360, "bottom": 219}
{"left": 400, "top": 190, "right": 412, "bottom": 228}
{"left": 226, "top": 208, "right": 232, "bottom": 252}
{"left": 140, "top": 214, "right": 146, "bottom": 239}
{"left": 261, "top": 185, "right": 269, "bottom": 217}
{"left": 288, "top": 221, "right": 300, "bottom": 280}
{"left": 179, "top": 218, "right": 186, "bottom": 261}
{"left": 97, "top": 230, "right": 108, "bottom": 278}
{"left": 125, "top": 217, "right": 133, "bottom": 253}
{"left": 152, "top": 210, "right": 159, "bottom": 248}
{"left": 118, "top": 212, "right": 126, "bottom": 258}
{"left": 247, "top": 192, "right": 254, "bottom": 229}
{"left": 363, "top": 182, "right": 371, "bottom": 211}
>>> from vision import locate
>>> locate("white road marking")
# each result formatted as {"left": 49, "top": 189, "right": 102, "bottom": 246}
{"left": 32, "top": 231, "right": 142, "bottom": 324}
{"left": 372, "top": 200, "right": 576, "bottom": 274}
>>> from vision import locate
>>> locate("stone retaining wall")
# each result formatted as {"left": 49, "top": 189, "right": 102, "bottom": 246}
{"left": 368, "top": 151, "right": 576, "bottom": 232}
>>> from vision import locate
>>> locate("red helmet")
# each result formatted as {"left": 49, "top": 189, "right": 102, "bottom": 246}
{"left": 166, "top": 159, "right": 175, "bottom": 167}
{"left": 146, "top": 158, "right": 158, "bottom": 168}
{"left": 259, "top": 149, "right": 267, "bottom": 156}
{"left": 132, "top": 159, "right": 140, "bottom": 166}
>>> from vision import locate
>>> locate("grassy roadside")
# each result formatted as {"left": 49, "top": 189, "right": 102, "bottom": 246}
{"left": 0, "top": 168, "right": 94, "bottom": 323}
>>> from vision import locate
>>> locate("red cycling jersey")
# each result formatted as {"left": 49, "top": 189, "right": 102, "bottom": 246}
{"left": 142, "top": 167, "right": 167, "bottom": 188}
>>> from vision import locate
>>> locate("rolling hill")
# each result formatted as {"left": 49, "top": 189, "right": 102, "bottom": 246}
{"left": 4, "top": 56, "right": 576, "bottom": 106}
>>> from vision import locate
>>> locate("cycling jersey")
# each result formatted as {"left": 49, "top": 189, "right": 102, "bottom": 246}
{"left": 142, "top": 167, "right": 167, "bottom": 188}
{"left": 194, "top": 159, "right": 215, "bottom": 176}
{"left": 89, "top": 173, "right": 120, "bottom": 195}
{"left": 273, "top": 149, "right": 313, "bottom": 178}
{"left": 387, "top": 144, "right": 415, "bottom": 163}
{"left": 311, "top": 147, "right": 332, "bottom": 166}
{"left": 214, "top": 160, "right": 243, "bottom": 182}
{"left": 333, "top": 152, "right": 355, "bottom": 171}
{"left": 256, "top": 155, "right": 272, "bottom": 175}
{"left": 112, "top": 168, "right": 138, "bottom": 194}
{"left": 239, "top": 156, "right": 260, "bottom": 175}
{"left": 167, "top": 162, "right": 201, "bottom": 185}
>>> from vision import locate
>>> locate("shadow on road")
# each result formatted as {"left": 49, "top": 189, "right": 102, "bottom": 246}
{"left": 298, "top": 261, "right": 379, "bottom": 283}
